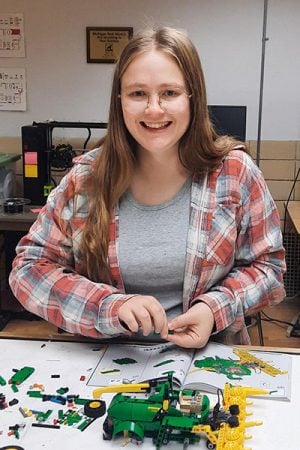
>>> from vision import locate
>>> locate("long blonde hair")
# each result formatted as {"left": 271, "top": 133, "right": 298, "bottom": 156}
{"left": 79, "top": 27, "right": 246, "bottom": 282}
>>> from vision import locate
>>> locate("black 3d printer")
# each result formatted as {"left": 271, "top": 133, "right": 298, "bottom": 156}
{"left": 21, "top": 120, "right": 108, "bottom": 205}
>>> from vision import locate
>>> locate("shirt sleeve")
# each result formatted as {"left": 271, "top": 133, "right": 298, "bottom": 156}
{"left": 190, "top": 153, "right": 286, "bottom": 335}
{"left": 8, "top": 166, "right": 134, "bottom": 339}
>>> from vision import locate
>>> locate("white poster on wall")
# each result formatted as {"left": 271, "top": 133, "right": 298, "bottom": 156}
{"left": 0, "top": 68, "right": 27, "bottom": 111}
{"left": 0, "top": 13, "right": 25, "bottom": 57}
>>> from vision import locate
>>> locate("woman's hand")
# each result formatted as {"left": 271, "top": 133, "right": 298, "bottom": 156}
{"left": 163, "top": 302, "right": 215, "bottom": 348}
{"left": 118, "top": 295, "right": 169, "bottom": 337}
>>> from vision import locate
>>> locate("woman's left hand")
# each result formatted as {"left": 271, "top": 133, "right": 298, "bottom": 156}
{"left": 163, "top": 302, "right": 215, "bottom": 348}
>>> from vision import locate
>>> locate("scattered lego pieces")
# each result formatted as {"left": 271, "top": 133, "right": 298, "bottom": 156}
{"left": 1, "top": 365, "right": 110, "bottom": 443}
{"left": 8, "top": 423, "right": 26, "bottom": 439}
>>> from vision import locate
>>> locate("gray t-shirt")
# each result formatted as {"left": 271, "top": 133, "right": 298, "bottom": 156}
{"left": 118, "top": 178, "right": 191, "bottom": 338}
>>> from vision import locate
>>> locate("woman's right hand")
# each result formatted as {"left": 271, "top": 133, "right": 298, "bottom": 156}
{"left": 118, "top": 295, "right": 169, "bottom": 337}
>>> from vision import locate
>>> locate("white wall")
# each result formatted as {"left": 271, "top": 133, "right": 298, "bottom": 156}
{"left": 0, "top": 0, "right": 299, "bottom": 140}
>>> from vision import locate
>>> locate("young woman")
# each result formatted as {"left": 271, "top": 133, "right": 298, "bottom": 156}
{"left": 9, "top": 27, "right": 286, "bottom": 347}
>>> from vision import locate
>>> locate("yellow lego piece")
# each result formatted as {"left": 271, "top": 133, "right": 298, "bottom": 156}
{"left": 93, "top": 382, "right": 150, "bottom": 399}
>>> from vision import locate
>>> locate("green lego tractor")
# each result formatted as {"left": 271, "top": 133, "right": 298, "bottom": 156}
{"left": 102, "top": 380, "right": 211, "bottom": 446}
{"left": 89, "top": 372, "right": 245, "bottom": 449}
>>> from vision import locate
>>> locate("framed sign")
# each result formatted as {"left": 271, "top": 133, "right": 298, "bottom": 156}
{"left": 86, "top": 27, "right": 133, "bottom": 63}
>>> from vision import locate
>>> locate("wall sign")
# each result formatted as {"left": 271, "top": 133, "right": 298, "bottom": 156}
{"left": 86, "top": 27, "right": 133, "bottom": 63}
{"left": 0, "top": 67, "right": 26, "bottom": 111}
{"left": 0, "top": 13, "right": 25, "bottom": 57}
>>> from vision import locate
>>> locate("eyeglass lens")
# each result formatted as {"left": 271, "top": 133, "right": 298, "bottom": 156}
{"left": 120, "top": 89, "right": 191, "bottom": 113}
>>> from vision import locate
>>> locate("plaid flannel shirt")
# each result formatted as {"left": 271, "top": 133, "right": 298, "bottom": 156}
{"left": 9, "top": 148, "right": 286, "bottom": 344}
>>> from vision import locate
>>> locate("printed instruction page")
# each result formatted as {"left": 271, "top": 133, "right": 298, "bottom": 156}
{"left": 87, "top": 342, "right": 194, "bottom": 387}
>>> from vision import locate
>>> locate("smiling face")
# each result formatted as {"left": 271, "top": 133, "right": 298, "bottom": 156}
{"left": 120, "top": 49, "right": 191, "bottom": 159}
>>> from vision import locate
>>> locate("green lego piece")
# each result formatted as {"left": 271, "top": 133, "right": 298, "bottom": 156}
{"left": 77, "top": 418, "right": 93, "bottom": 431}
{"left": 14, "top": 430, "right": 20, "bottom": 439}
{"left": 66, "top": 411, "right": 82, "bottom": 426}
{"left": 9, "top": 366, "right": 35, "bottom": 385}
{"left": 74, "top": 397, "right": 91, "bottom": 405}
{"left": 56, "top": 387, "right": 69, "bottom": 395}
{"left": 27, "top": 390, "right": 43, "bottom": 398}
{"left": 11, "top": 383, "right": 19, "bottom": 393}
{"left": 37, "top": 409, "right": 53, "bottom": 422}
{"left": 0, "top": 375, "right": 6, "bottom": 386}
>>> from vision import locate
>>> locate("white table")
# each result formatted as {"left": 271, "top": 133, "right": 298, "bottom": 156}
{"left": 0, "top": 339, "right": 298, "bottom": 450}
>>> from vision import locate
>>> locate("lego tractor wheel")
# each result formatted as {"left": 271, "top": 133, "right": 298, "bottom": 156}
{"left": 0, "top": 447, "right": 25, "bottom": 450}
{"left": 206, "top": 441, "right": 216, "bottom": 449}
{"left": 229, "top": 404, "right": 240, "bottom": 415}
{"left": 84, "top": 400, "right": 106, "bottom": 418}
{"left": 227, "top": 415, "right": 239, "bottom": 428}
